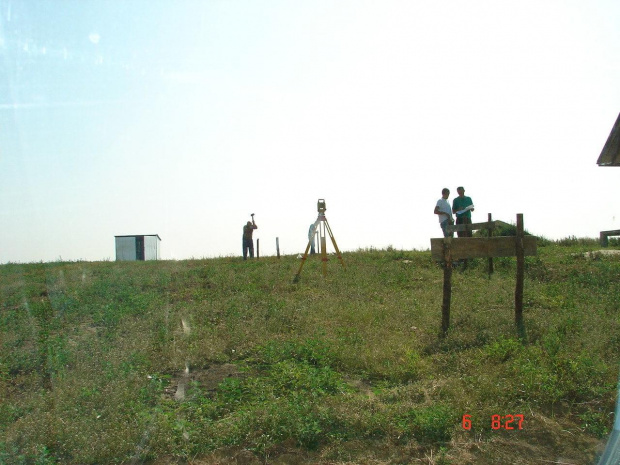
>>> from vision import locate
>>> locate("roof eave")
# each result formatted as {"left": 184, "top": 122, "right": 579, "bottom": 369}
{"left": 597, "top": 112, "right": 620, "bottom": 167}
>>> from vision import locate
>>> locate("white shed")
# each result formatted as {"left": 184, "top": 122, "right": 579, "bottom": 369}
{"left": 115, "top": 235, "right": 161, "bottom": 261}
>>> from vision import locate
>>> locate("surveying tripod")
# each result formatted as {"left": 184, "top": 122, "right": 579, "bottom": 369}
{"left": 293, "top": 199, "right": 345, "bottom": 283}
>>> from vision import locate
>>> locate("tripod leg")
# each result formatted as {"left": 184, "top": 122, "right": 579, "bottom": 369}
{"left": 293, "top": 240, "right": 313, "bottom": 283}
{"left": 324, "top": 220, "right": 346, "bottom": 269}
{"left": 320, "top": 225, "right": 328, "bottom": 277}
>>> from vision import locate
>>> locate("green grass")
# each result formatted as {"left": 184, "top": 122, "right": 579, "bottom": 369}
{"left": 1, "top": 239, "right": 619, "bottom": 464}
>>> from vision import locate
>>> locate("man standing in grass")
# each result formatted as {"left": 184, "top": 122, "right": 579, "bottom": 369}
{"left": 434, "top": 188, "right": 454, "bottom": 237}
{"left": 452, "top": 186, "right": 474, "bottom": 238}
{"left": 308, "top": 223, "right": 317, "bottom": 254}
{"left": 242, "top": 215, "right": 258, "bottom": 260}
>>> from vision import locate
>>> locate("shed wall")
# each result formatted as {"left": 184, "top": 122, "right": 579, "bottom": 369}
{"left": 115, "top": 237, "right": 137, "bottom": 261}
{"left": 144, "top": 236, "right": 161, "bottom": 260}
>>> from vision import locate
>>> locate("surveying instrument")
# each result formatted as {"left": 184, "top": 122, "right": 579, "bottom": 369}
{"left": 293, "top": 199, "right": 345, "bottom": 283}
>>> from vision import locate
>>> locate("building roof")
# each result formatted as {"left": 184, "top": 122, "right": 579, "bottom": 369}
{"left": 597, "top": 112, "right": 620, "bottom": 167}
{"left": 115, "top": 234, "right": 162, "bottom": 240}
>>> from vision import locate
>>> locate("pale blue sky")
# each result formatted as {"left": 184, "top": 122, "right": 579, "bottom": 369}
{"left": 1, "top": 0, "right": 619, "bottom": 262}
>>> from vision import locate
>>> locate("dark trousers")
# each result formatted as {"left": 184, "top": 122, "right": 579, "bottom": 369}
{"left": 456, "top": 217, "right": 472, "bottom": 238}
{"left": 242, "top": 238, "right": 254, "bottom": 260}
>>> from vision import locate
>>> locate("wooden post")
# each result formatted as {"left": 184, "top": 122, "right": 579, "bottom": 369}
{"left": 276, "top": 237, "right": 280, "bottom": 259}
{"left": 601, "top": 231, "right": 608, "bottom": 247}
{"left": 600, "top": 230, "right": 620, "bottom": 247}
{"left": 515, "top": 214, "right": 525, "bottom": 337}
{"left": 256, "top": 238, "right": 260, "bottom": 259}
{"left": 441, "top": 237, "right": 453, "bottom": 335}
{"left": 488, "top": 213, "right": 494, "bottom": 275}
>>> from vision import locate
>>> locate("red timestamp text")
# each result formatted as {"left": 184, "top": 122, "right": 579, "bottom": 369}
{"left": 462, "top": 414, "right": 524, "bottom": 430}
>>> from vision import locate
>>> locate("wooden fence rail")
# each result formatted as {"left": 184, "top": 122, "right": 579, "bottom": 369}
{"left": 430, "top": 236, "right": 537, "bottom": 260}
{"left": 600, "top": 229, "right": 620, "bottom": 247}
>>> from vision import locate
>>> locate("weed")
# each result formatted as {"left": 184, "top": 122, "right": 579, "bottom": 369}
{"left": 484, "top": 337, "right": 523, "bottom": 362}
{"left": 397, "top": 404, "right": 456, "bottom": 443}
{"left": 578, "top": 410, "right": 612, "bottom": 438}
{"left": 252, "top": 338, "right": 336, "bottom": 368}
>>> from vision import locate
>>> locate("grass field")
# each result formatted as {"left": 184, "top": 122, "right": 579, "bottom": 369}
{"left": 1, "top": 238, "right": 619, "bottom": 464}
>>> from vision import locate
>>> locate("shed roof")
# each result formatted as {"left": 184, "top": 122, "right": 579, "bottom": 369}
{"left": 115, "top": 234, "right": 162, "bottom": 240}
{"left": 597, "top": 112, "right": 620, "bottom": 167}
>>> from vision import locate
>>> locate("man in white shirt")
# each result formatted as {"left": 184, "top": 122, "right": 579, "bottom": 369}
{"left": 308, "top": 223, "right": 317, "bottom": 254}
{"left": 434, "top": 188, "right": 454, "bottom": 237}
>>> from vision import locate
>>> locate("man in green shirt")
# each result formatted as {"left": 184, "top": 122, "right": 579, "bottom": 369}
{"left": 452, "top": 186, "right": 474, "bottom": 238}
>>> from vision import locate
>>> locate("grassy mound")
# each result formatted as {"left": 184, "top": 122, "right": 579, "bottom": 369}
{"left": 1, "top": 240, "right": 618, "bottom": 464}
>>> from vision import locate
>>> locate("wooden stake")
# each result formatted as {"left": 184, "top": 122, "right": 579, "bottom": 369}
{"left": 488, "top": 213, "right": 494, "bottom": 275}
{"left": 442, "top": 237, "right": 453, "bottom": 335}
{"left": 515, "top": 214, "right": 525, "bottom": 336}
{"left": 276, "top": 237, "right": 280, "bottom": 259}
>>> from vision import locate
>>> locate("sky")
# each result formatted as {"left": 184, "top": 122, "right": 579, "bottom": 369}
{"left": 1, "top": 0, "right": 619, "bottom": 263}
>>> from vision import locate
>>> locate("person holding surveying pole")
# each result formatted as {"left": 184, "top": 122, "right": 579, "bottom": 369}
{"left": 242, "top": 214, "right": 258, "bottom": 260}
